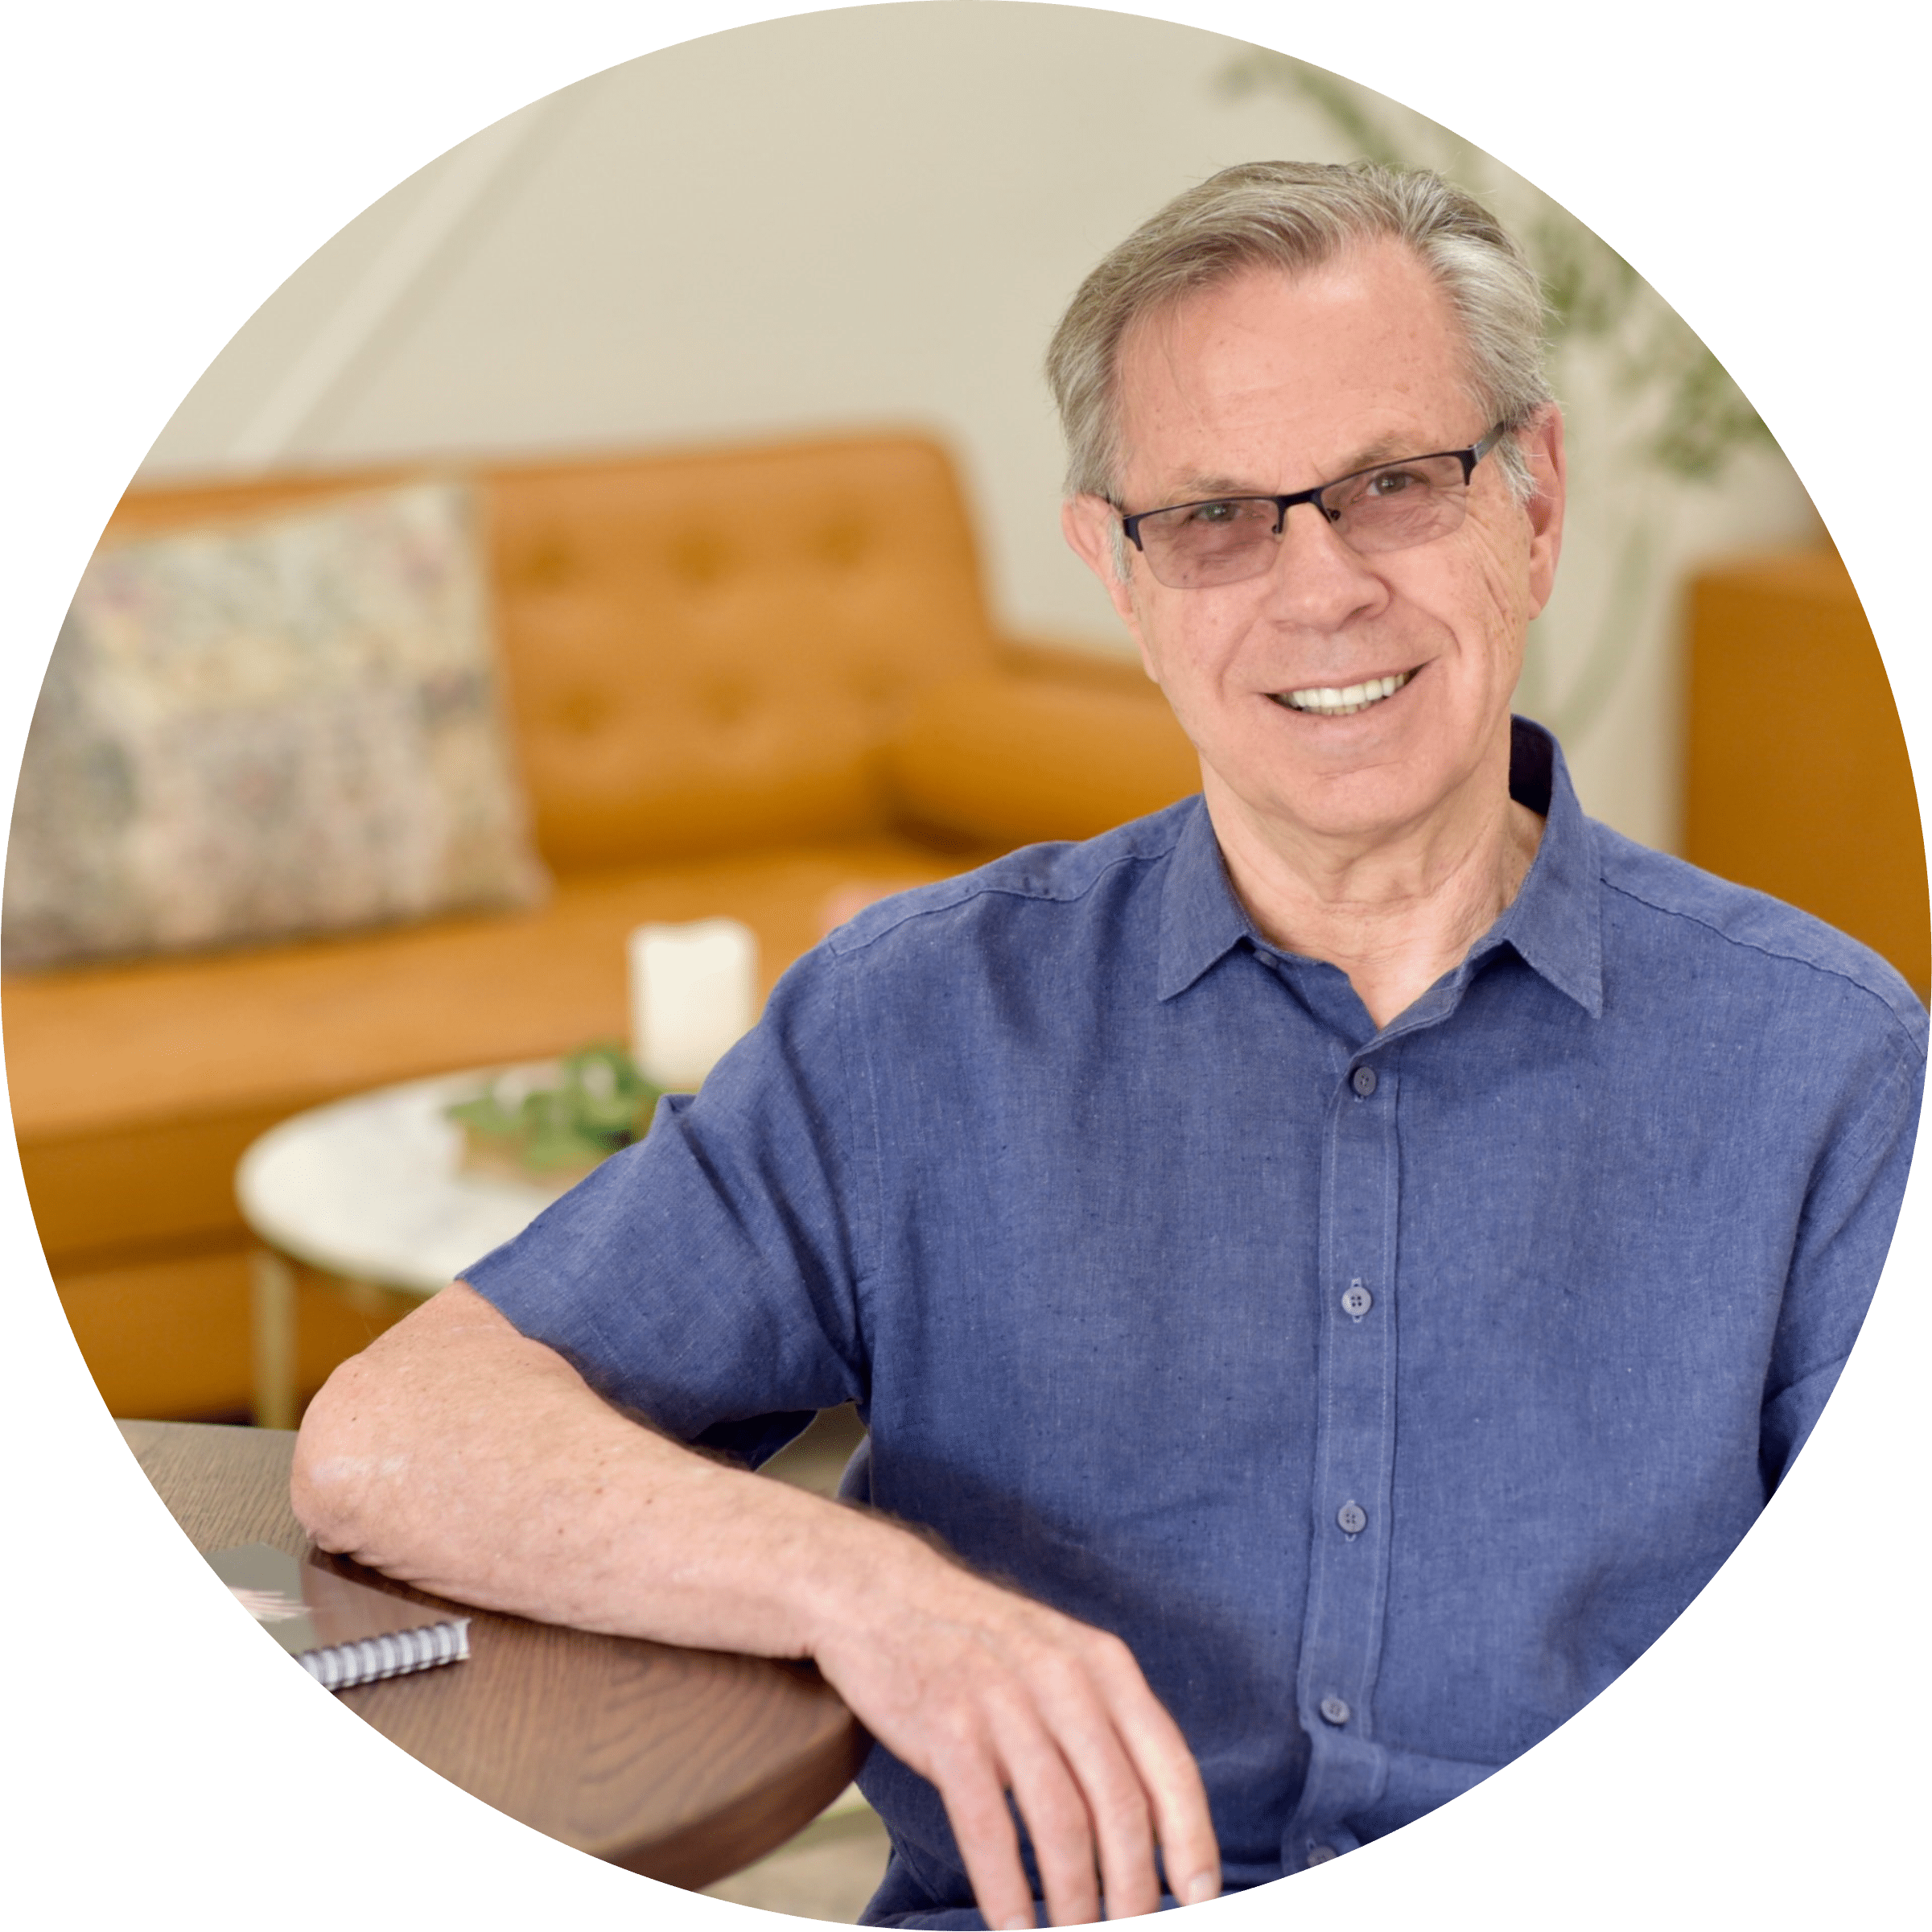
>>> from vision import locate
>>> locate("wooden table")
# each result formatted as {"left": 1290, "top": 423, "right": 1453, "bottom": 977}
{"left": 122, "top": 1418, "right": 868, "bottom": 1889}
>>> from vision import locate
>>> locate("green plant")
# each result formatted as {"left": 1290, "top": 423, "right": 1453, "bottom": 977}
{"left": 445, "top": 1042, "right": 664, "bottom": 1174}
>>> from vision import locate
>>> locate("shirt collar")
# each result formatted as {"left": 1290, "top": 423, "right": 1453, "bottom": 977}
{"left": 1155, "top": 793, "right": 1256, "bottom": 1002}
{"left": 1489, "top": 717, "right": 1604, "bottom": 1017}
{"left": 1156, "top": 716, "right": 1604, "bottom": 1017}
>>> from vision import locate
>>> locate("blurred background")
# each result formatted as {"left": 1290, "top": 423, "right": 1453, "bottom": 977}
{"left": 134, "top": 3, "right": 1821, "bottom": 851}
{"left": 6, "top": 7, "right": 1922, "bottom": 1915}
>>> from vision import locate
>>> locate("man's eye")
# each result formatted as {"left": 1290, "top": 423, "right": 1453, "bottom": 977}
{"left": 1184, "top": 500, "right": 1263, "bottom": 527}
{"left": 1363, "top": 467, "right": 1428, "bottom": 499}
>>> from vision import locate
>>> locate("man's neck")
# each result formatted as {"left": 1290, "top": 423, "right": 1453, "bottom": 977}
{"left": 1203, "top": 748, "right": 1544, "bottom": 1032}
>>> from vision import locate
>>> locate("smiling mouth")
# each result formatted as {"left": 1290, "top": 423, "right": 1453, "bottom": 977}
{"left": 1271, "top": 669, "right": 1416, "bottom": 719}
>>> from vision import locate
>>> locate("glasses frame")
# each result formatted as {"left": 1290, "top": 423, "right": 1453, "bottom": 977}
{"left": 1115, "top": 425, "right": 1510, "bottom": 587}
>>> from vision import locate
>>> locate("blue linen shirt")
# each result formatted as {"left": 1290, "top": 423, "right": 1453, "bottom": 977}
{"left": 467, "top": 721, "right": 1923, "bottom": 1922}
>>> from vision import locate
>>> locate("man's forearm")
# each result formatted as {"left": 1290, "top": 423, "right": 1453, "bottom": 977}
{"left": 293, "top": 1280, "right": 1220, "bottom": 1928}
{"left": 292, "top": 1280, "right": 912, "bottom": 1661}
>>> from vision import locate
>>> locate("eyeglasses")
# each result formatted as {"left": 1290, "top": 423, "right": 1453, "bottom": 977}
{"left": 1115, "top": 426, "right": 1508, "bottom": 590}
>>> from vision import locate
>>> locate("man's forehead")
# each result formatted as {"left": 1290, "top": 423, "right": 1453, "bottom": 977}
{"left": 1111, "top": 245, "right": 1479, "bottom": 492}
{"left": 1118, "top": 239, "right": 1461, "bottom": 369}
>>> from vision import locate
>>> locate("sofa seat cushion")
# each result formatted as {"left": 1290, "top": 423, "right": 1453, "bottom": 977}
{"left": 6, "top": 833, "right": 987, "bottom": 1261}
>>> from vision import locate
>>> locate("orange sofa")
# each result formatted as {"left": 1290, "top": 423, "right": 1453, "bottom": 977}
{"left": 6, "top": 431, "right": 1199, "bottom": 1421}
{"left": 1683, "top": 547, "right": 1926, "bottom": 1000}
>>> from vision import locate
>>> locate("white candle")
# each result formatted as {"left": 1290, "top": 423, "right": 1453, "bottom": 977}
{"left": 627, "top": 918, "right": 759, "bottom": 1090}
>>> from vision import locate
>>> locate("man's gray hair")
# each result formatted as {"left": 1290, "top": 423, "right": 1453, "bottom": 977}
{"left": 1045, "top": 160, "right": 1554, "bottom": 517}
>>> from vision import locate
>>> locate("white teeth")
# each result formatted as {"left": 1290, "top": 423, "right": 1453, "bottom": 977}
{"left": 1277, "top": 671, "right": 1413, "bottom": 717}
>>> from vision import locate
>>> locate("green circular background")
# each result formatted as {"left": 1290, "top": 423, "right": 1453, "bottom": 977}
{"left": 11, "top": 3, "right": 1916, "bottom": 1932}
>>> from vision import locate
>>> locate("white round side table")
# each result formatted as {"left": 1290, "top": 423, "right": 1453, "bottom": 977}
{"left": 235, "top": 1066, "right": 577, "bottom": 1426}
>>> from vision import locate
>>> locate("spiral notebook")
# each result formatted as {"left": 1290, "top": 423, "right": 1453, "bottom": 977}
{"left": 208, "top": 1543, "right": 472, "bottom": 1692}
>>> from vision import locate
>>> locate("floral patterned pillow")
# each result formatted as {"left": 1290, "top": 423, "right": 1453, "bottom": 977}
{"left": 3, "top": 481, "right": 547, "bottom": 970}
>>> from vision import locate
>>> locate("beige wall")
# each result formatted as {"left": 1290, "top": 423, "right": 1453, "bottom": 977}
{"left": 138, "top": 2, "right": 1819, "bottom": 852}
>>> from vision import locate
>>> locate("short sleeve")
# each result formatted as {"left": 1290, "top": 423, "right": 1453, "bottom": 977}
{"left": 462, "top": 940, "right": 875, "bottom": 1465}
{"left": 1761, "top": 999, "right": 1925, "bottom": 1490}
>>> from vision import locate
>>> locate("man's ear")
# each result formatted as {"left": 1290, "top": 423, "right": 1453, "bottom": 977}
{"left": 1061, "top": 495, "right": 1148, "bottom": 653}
{"left": 1520, "top": 405, "right": 1567, "bottom": 620}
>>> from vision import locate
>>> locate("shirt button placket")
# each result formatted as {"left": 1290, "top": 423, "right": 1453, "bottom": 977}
{"left": 1287, "top": 1057, "right": 1399, "bottom": 1876}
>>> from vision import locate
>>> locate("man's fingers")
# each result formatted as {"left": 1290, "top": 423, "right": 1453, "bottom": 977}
{"left": 1019, "top": 1654, "right": 1161, "bottom": 1921}
{"left": 934, "top": 1745, "right": 1040, "bottom": 1932}
{"left": 1076, "top": 1743, "right": 1158, "bottom": 1920}
{"left": 943, "top": 1675, "right": 1158, "bottom": 1930}
{"left": 1100, "top": 1662, "right": 1221, "bottom": 1906}
{"left": 994, "top": 1709, "right": 1104, "bottom": 1929}
{"left": 813, "top": 1556, "right": 1217, "bottom": 1923}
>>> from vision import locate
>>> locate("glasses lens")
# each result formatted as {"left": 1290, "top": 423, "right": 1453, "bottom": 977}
{"left": 1129, "top": 448, "right": 1480, "bottom": 587}
{"left": 1323, "top": 454, "right": 1471, "bottom": 554}
{"left": 1136, "top": 499, "right": 1281, "bottom": 588}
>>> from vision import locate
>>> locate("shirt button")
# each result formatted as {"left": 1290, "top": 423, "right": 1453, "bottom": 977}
{"left": 1350, "top": 1065, "right": 1378, "bottom": 1098}
{"left": 1319, "top": 1695, "right": 1352, "bottom": 1726}
{"left": 1305, "top": 1844, "right": 1339, "bottom": 1868}
{"left": 1341, "top": 1281, "right": 1373, "bottom": 1318}
{"left": 1337, "top": 1501, "right": 1367, "bottom": 1534}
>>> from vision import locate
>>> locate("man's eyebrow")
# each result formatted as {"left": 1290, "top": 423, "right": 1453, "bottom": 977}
{"left": 1159, "top": 439, "right": 1441, "bottom": 503}
{"left": 1164, "top": 473, "right": 1264, "bottom": 501}
{"left": 1340, "top": 434, "right": 1422, "bottom": 470}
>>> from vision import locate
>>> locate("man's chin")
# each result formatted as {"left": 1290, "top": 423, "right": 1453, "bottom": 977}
{"left": 1204, "top": 759, "right": 1449, "bottom": 853}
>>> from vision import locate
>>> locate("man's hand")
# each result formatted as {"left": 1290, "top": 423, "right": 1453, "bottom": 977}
{"left": 294, "top": 1283, "right": 1217, "bottom": 1926}
{"left": 812, "top": 1544, "right": 1220, "bottom": 1928}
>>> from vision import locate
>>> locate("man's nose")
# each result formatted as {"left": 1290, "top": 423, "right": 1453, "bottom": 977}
{"left": 1258, "top": 501, "right": 1387, "bottom": 628}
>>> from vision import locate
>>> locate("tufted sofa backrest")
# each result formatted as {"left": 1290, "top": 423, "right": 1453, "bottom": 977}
{"left": 102, "top": 431, "right": 1000, "bottom": 875}
{"left": 487, "top": 434, "right": 995, "bottom": 869}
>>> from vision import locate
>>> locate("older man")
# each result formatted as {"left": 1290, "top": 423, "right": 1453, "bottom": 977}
{"left": 293, "top": 163, "right": 1922, "bottom": 1928}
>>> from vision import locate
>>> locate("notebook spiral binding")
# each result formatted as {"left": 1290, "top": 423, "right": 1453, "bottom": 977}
{"left": 299, "top": 1616, "right": 472, "bottom": 1692}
